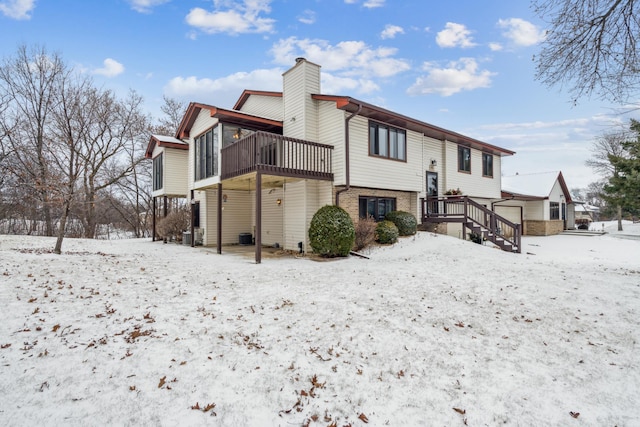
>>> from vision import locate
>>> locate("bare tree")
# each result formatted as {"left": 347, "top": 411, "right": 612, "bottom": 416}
{"left": 152, "top": 96, "right": 187, "bottom": 136}
{"left": 78, "top": 90, "right": 150, "bottom": 238}
{"left": 586, "top": 128, "right": 629, "bottom": 175}
{"left": 534, "top": 0, "right": 640, "bottom": 104}
{"left": 0, "top": 45, "right": 69, "bottom": 235}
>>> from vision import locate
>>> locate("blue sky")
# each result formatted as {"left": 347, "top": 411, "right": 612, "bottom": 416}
{"left": 1, "top": 0, "right": 637, "bottom": 189}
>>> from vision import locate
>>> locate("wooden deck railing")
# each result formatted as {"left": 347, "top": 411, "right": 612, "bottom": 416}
{"left": 422, "top": 196, "right": 521, "bottom": 253}
{"left": 221, "top": 131, "right": 333, "bottom": 181}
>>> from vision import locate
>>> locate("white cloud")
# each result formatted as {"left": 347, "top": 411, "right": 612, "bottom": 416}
{"left": 271, "top": 37, "right": 410, "bottom": 78}
{"left": 497, "top": 18, "right": 545, "bottom": 47}
{"left": 407, "top": 58, "right": 495, "bottom": 96}
{"left": 185, "top": 0, "right": 275, "bottom": 35}
{"left": 489, "top": 42, "right": 503, "bottom": 52}
{"left": 164, "top": 68, "right": 283, "bottom": 105}
{"left": 297, "top": 9, "right": 315, "bottom": 25}
{"left": 380, "top": 24, "right": 404, "bottom": 40}
{"left": 127, "top": 0, "right": 169, "bottom": 13}
{"left": 436, "top": 22, "right": 476, "bottom": 48}
{"left": 0, "top": 0, "right": 35, "bottom": 20}
{"left": 321, "top": 73, "right": 379, "bottom": 95}
{"left": 363, "top": 0, "right": 385, "bottom": 8}
{"left": 93, "top": 58, "right": 125, "bottom": 78}
{"left": 344, "top": 0, "right": 384, "bottom": 7}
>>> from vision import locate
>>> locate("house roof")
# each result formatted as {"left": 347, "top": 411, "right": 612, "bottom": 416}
{"left": 501, "top": 171, "right": 573, "bottom": 203}
{"left": 232, "top": 90, "right": 282, "bottom": 111}
{"left": 176, "top": 102, "right": 283, "bottom": 139}
{"left": 311, "top": 94, "right": 515, "bottom": 157}
{"left": 145, "top": 134, "right": 188, "bottom": 159}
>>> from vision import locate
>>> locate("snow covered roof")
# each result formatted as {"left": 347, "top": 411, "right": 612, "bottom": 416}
{"left": 151, "top": 134, "right": 186, "bottom": 145}
{"left": 501, "top": 171, "right": 565, "bottom": 198}
{"left": 145, "top": 134, "right": 189, "bottom": 158}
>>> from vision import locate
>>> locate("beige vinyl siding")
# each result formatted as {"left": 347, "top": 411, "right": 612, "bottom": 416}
{"left": 283, "top": 181, "right": 306, "bottom": 251}
{"left": 163, "top": 148, "right": 188, "bottom": 197}
{"left": 281, "top": 180, "right": 332, "bottom": 252}
{"left": 283, "top": 61, "right": 320, "bottom": 142}
{"left": 318, "top": 103, "right": 346, "bottom": 184}
{"left": 421, "top": 135, "right": 444, "bottom": 196}
{"left": 524, "top": 201, "right": 544, "bottom": 221}
{"left": 347, "top": 115, "right": 423, "bottom": 192}
{"left": 260, "top": 187, "right": 284, "bottom": 247}
{"left": 239, "top": 95, "right": 283, "bottom": 121}
{"left": 444, "top": 142, "right": 502, "bottom": 199}
{"left": 201, "top": 189, "right": 252, "bottom": 246}
{"left": 188, "top": 110, "right": 219, "bottom": 191}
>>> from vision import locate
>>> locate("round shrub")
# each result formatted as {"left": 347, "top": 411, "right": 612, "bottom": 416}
{"left": 385, "top": 210, "right": 417, "bottom": 236}
{"left": 308, "top": 205, "right": 355, "bottom": 257}
{"left": 376, "top": 220, "right": 399, "bottom": 244}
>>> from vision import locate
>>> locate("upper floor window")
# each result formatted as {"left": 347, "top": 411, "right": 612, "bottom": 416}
{"left": 482, "top": 153, "right": 493, "bottom": 178}
{"left": 194, "top": 126, "right": 219, "bottom": 181}
{"left": 152, "top": 153, "right": 163, "bottom": 191}
{"left": 458, "top": 146, "right": 471, "bottom": 173}
{"left": 369, "top": 121, "right": 406, "bottom": 161}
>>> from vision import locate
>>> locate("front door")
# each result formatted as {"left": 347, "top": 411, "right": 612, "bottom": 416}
{"left": 426, "top": 172, "right": 438, "bottom": 215}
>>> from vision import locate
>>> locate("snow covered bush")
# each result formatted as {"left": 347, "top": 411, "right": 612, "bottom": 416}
{"left": 308, "top": 205, "right": 355, "bottom": 257}
{"left": 385, "top": 210, "right": 417, "bottom": 236}
{"left": 353, "top": 216, "right": 377, "bottom": 251}
{"left": 376, "top": 220, "right": 399, "bottom": 244}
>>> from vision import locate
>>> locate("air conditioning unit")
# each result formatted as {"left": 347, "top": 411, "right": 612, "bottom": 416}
{"left": 194, "top": 228, "right": 203, "bottom": 246}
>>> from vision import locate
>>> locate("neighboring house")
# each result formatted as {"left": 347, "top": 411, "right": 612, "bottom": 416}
{"left": 574, "top": 203, "right": 601, "bottom": 227}
{"left": 497, "top": 171, "right": 575, "bottom": 236}
{"left": 146, "top": 134, "right": 190, "bottom": 241}
{"left": 146, "top": 58, "right": 518, "bottom": 262}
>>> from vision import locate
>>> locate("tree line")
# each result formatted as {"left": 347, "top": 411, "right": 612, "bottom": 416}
{"left": 0, "top": 45, "right": 184, "bottom": 253}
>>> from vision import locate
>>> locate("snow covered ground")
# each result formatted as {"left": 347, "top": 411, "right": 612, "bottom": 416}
{"left": 1, "top": 223, "right": 639, "bottom": 426}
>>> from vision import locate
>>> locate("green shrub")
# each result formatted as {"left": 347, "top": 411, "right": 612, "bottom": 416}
{"left": 353, "top": 216, "right": 377, "bottom": 251}
{"left": 376, "top": 220, "right": 399, "bottom": 244}
{"left": 385, "top": 210, "right": 417, "bottom": 236}
{"left": 468, "top": 231, "right": 483, "bottom": 244}
{"left": 308, "top": 205, "right": 355, "bottom": 257}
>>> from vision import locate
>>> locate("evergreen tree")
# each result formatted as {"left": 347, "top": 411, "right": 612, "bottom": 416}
{"left": 602, "top": 120, "right": 640, "bottom": 230}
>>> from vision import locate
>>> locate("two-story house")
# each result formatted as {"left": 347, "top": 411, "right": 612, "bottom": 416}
{"left": 146, "top": 58, "right": 518, "bottom": 262}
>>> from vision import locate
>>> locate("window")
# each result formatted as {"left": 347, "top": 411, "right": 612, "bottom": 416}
{"left": 194, "top": 126, "right": 219, "bottom": 181}
{"left": 369, "top": 121, "right": 406, "bottom": 161}
{"left": 550, "top": 202, "right": 560, "bottom": 220}
{"left": 152, "top": 153, "right": 163, "bottom": 191}
{"left": 458, "top": 146, "right": 471, "bottom": 173}
{"left": 359, "top": 196, "right": 396, "bottom": 221}
{"left": 482, "top": 153, "right": 493, "bottom": 177}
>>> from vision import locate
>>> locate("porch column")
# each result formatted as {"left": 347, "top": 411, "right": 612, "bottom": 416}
{"left": 255, "top": 172, "right": 262, "bottom": 264}
{"left": 152, "top": 196, "right": 156, "bottom": 241}
{"left": 163, "top": 196, "right": 168, "bottom": 243}
{"left": 217, "top": 183, "right": 222, "bottom": 254}
{"left": 190, "top": 190, "right": 195, "bottom": 248}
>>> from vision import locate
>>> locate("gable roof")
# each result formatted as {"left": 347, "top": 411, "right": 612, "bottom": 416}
{"left": 233, "top": 90, "right": 282, "bottom": 111}
{"left": 145, "top": 134, "right": 188, "bottom": 159}
{"left": 501, "top": 171, "right": 572, "bottom": 203}
{"left": 176, "top": 102, "right": 283, "bottom": 139}
{"left": 312, "top": 94, "right": 515, "bottom": 156}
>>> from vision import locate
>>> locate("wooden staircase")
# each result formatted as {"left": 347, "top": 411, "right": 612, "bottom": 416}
{"left": 421, "top": 196, "right": 521, "bottom": 253}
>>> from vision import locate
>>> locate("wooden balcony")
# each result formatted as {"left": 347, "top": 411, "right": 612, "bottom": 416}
{"left": 221, "top": 131, "right": 333, "bottom": 181}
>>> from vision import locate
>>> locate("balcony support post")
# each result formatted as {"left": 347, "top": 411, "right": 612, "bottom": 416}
{"left": 255, "top": 172, "right": 262, "bottom": 264}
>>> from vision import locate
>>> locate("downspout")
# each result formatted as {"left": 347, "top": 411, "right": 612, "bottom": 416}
{"left": 335, "top": 103, "right": 363, "bottom": 205}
